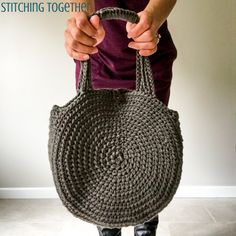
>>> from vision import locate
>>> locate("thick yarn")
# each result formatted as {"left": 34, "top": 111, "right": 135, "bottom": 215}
{"left": 48, "top": 7, "right": 184, "bottom": 228}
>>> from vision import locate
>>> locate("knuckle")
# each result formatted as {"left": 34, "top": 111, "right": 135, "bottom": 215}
{"left": 142, "top": 19, "right": 150, "bottom": 29}
{"left": 150, "top": 41, "right": 157, "bottom": 49}
{"left": 64, "top": 29, "right": 69, "bottom": 38}
{"left": 151, "top": 47, "right": 157, "bottom": 54}
{"left": 71, "top": 51, "right": 77, "bottom": 59}
{"left": 72, "top": 51, "right": 87, "bottom": 61}
{"left": 72, "top": 51, "right": 82, "bottom": 60}
{"left": 71, "top": 51, "right": 78, "bottom": 60}
{"left": 76, "top": 11, "right": 87, "bottom": 18}
{"left": 66, "top": 18, "right": 73, "bottom": 27}
{"left": 66, "top": 18, "right": 71, "bottom": 25}
{"left": 88, "top": 47, "right": 96, "bottom": 54}
{"left": 66, "top": 47, "right": 73, "bottom": 57}
{"left": 139, "top": 50, "right": 145, "bottom": 56}
{"left": 87, "top": 39, "right": 95, "bottom": 47}
{"left": 77, "top": 55, "right": 84, "bottom": 61}
{"left": 71, "top": 39, "right": 78, "bottom": 49}
{"left": 78, "top": 55, "right": 87, "bottom": 61}
{"left": 147, "top": 31, "right": 154, "bottom": 41}
{"left": 140, "top": 49, "right": 154, "bottom": 56}
{"left": 149, "top": 48, "right": 156, "bottom": 55}
{"left": 77, "top": 18, "right": 87, "bottom": 28}
{"left": 74, "top": 28, "right": 81, "bottom": 39}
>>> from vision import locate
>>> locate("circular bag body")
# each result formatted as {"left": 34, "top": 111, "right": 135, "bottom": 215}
{"left": 48, "top": 7, "right": 184, "bottom": 228}
{"left": 48, "top": 89, "right": 183, "bottom": 228}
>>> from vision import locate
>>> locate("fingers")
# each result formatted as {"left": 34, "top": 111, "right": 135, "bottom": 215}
{"left": 128, "top": 27, "right": 159, "bottom": 56}
{"left": 89, "top": 15, "right": 100, "bottom": 31}
{"left": 126, "top": 10, "right": 161, "bottom": 56}
{"left": 129, "top": 40, "right": 158, "bottom": 57}
{"left": 128, "top": 40, "right": 158, "bottom": 51}
{"left": 126, "top": 21, "right": 136, "bottom": 36}
{"left": 67, "top": 17, "right": 97, "bottom": 46}
{"left": 129, "top": 29, "right": 156, "bottom": 42}
{"left": 65, "top": 42, "right": 89, "bottom": 61}
{"left": 74, "top": 12, "right": 97, "bottom": 37}
{"left": 65, "top": 12, "right": 106, "bottom": 61}
{"left": 139, "top": 48, "right": 158, "bottom": 57}
{"left": 64, "top": 29, "right": 98, "bottom": 54}
{"left": 89, "top": 15, "right": 105, "bottom": 46}
{"left": 127, "top": 11, "right": 151, "bottom": 39}
{"left": 64, "top": 29, "right": 98, "bottom": 61}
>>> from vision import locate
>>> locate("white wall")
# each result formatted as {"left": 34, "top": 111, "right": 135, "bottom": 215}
{"left": 0, "top": 12, "right": 74, "bottom": 187}
{"left": 0, "top": 0, "right": 235, "bottom": 192}
{"left": 168, "top": 0, "right": 236, "bottom": 186}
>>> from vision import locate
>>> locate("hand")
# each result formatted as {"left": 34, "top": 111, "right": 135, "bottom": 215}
{"left": 64, "top": 12, "right": 105, "bottom": 61}
{"left": 126, "top": 10, "right": 161, "bottom": 56}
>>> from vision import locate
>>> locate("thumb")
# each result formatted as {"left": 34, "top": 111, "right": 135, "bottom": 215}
{"left": 127, "top": 12, "right": 146, "bottom": 39}
{"left": 126, "top": 22, "right": 136, "bottom": 36}
{"left": 89, "top": 14, "right": 105, "bottom": 46}
{"left": 89, "top": 15, "right": 101, "bottom": 33}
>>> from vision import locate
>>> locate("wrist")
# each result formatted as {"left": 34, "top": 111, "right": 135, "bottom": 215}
{"left": 145, "top": 7, "right": 162, "bottom": 30}
{"left": 144, "top": 5, "right": 165, "bottom": 30}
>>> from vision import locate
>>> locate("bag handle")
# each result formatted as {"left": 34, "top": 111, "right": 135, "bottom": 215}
{"left": 77, "top": 7, "right": 156, "bottom": 96}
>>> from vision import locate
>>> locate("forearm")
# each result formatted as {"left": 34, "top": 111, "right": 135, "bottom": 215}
{"left": 66, "top": 0, "right": 95, "bottom": 15}
{"left": 145, "top": 0, "right": 177, "bottom": 28}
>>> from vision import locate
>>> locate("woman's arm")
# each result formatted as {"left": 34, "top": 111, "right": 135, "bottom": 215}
{"left": 145, "top": 0, "right": 177, "bottom": 30}
{"left": 127, "top": 0, "right": 177, "bottom": 56}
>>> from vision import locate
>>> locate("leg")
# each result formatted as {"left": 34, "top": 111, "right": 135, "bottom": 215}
{"left": 134, "top": 215, "right": 159, "bottom": 236}
{"left": 96, "top": 225, "right": 121, "bottom": 236}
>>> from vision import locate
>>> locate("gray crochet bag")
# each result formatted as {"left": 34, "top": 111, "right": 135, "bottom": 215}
{"left": 48, "top": 7, "right": 183, "bottom": 228}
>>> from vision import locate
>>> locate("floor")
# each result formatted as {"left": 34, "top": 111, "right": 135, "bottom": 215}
{"left": 0, "top": 198, "right": 235, "bottom": 236}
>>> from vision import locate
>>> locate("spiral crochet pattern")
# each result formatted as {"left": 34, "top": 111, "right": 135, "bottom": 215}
{"left": 48, "top": 7, "right": 184, "bottom": 228}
